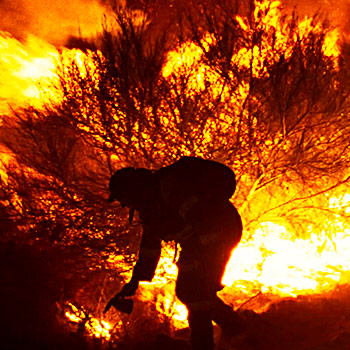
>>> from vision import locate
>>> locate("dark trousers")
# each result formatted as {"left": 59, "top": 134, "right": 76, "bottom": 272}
{"left": 175, "top": 245, "right": 240, "bottom": 349}
{"left": 175, "top": 200, "right": 243, "bottom": 349}
{"left": 187, "top": 307, "right": 215, "bottom": 350}
{"left": 180, "top": 295, "right": 244, "bottom": 350}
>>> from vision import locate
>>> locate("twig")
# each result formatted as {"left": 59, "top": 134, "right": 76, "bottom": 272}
{"left": 236, "top": 291, "right": 262, "bottom": 310}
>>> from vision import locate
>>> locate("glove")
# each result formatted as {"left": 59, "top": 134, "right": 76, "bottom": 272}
{"left": 118, "top": 279, "right": 139, "bottom": 297}
{"left": 103, "top": 279, "right": 139, "bottom": 314}
{"left": 103, "top": 295, "right": 134, "bottom": 314}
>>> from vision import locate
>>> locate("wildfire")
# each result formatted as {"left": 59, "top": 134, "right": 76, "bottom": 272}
{"left": 163, "top": 0, "right": 340, "bottom": 85}
{"left": 140, "top": 242, "right": 189, "bottom": 328}
{"left": 105, "top": 188, "right": 349, "bottom": 333}
{"left": 0, "top": 0, "right": 348, "bottom": 342}
{"left": 223, "top": 221, "right": 350, "bottom": 298}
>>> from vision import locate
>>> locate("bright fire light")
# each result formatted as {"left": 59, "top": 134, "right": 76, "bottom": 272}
{"left": 139, "top": 242, "right": 189, "bottom": 328}
{"left": 0, "top": 32, "right": 59, "bottom": 112}
{"left": 65, "top": 303, "right": 112, "bottom": 340}
{"left": 0, "top": 31, "right": 99, "bottom": 115}
{"left": 222, "top": 221, "right": 350, "bottom": 297}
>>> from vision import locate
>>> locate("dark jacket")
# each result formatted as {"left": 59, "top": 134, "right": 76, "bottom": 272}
{"left": 131, "top": 197, "right": 242, "bottom": 289}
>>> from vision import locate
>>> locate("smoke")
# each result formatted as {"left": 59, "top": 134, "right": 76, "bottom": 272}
{"left": 1, "top": 0, "right": 349, "bottom": 47}
{"left": 282, "top": 0, "right": 350, "bottom": 36}
{"left": 0, "top": 0, "right": 117, "bottom": 45}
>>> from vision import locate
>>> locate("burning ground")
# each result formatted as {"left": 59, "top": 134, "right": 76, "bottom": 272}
{"left": 1, "top": 0, "right": 350, "bottom": 349}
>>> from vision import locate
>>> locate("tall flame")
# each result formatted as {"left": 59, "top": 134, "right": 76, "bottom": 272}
{"left": 0, "top": 32, "right": 99, "bottom": 115}
{"left": 0, "top": 32, "right": 59, "bottom": 113}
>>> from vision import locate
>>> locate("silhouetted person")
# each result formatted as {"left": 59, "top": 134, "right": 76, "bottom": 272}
{"left": 104, "top": 157, "right": 243, "bottom": 350}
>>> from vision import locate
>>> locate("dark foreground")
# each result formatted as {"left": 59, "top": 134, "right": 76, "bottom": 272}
{"left": 1, "top": 243, "right": 350, "bottom": 350}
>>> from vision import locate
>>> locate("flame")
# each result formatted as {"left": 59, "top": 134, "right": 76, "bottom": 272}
{"left": 65, "top": 303, "right": 112, "bottom": 340}
{"left": 0, "top": 32, "right": 100, "bottom": 115}
{"left": 162, "top": 0, "right": 340, "bottom": 89}
{"left": 222, "top": 222, "right": 350, "bottom": 298}
{"left": 96, "top": 186, "right": 349, "bottom": 334}
{"left": 140, "top": 242, "right": 189, "bottom": 328}
{"left": 0, "top": 32, "right": 59, "bottom": 113}
{"left": 298, "top": 17, "right": 340, "bottom": 59}
{"left": 323, "top": 28, "right": 341, "bottom": 57}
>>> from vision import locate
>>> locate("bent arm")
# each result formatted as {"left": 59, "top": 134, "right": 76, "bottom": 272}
{"left": 130, "top": 227, "right": 162, "bottom": 284}
{"left": 104, "top": 228, "right": 162, "bottom": 314}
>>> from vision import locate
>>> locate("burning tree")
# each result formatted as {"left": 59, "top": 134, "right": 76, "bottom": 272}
{"left": 1, "top": 0, "right": 350, "bottom": 348}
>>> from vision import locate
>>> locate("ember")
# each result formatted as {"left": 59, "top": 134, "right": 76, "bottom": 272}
{"left": 65, "top": 303, "right": 112, "bottom": 340}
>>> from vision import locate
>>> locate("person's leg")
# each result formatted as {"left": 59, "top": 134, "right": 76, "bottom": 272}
{"left": 212, "top": 296, "right": 244, "bottom": 335}
{"left": 176, "top": 263, "right": 216, "bottom": 350}
{"left": 187, "top": 306, "right": 214, "bottom": 350}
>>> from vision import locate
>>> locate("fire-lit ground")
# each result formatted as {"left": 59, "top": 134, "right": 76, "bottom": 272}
{"left": 3, "top": 240, "right": 350, "bottom": 350}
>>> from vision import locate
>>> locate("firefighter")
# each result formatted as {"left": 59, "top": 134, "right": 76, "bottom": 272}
{"left": 104, "top": 157, "right": 243, "bottom": 350}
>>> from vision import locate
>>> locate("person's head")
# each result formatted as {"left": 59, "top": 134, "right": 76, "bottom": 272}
{"left": 108, "top": 167, "right": 154, "bottom": 209}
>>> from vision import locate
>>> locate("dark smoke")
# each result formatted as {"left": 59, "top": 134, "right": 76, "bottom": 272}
{"left": 282, "top": 0, "right": 350, "bottom": 36}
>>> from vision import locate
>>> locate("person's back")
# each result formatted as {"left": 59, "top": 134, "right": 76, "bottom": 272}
{"left": 156, "top": 156, "right": 236, "bottom": 212}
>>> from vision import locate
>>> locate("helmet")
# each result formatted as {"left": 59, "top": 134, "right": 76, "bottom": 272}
{"left": 108, "top": 167, "right": 153, "bottom": 207}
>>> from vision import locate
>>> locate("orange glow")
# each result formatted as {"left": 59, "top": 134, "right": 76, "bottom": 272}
{"left": 323, "top": 29, "right": 341, "bottom": 58}
{"left": 162, "top": 0, "right": 340, "bottom": 92}
{"left": 222, "top": 221, "right": 350, "bottom": 298}
{"left": 65, "top": 303, "right": 112, "bottom": 340}
{"left": 143, "top": 191, "right": 350, "bottom": 321}
{"left": 0, "top": 32, "right": 59, "bottom": 113}
{"left": 297, "top": 17, "right": 340, "bottom": 59}
{"left": 162, "top": 34, "right": 221, "bottom": 97}
{"left": 0, "top": 32, "right": 101, "bottom": 115}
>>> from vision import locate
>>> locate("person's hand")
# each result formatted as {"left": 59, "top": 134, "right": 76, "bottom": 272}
{"left": 103, "top": 280, "right": 139, "bottom": 314}
{"left": 103, "top": 294, "right": 134, "bottom": 314}
{"left": 118, "top": 279, "right": 139, "bottom": 297}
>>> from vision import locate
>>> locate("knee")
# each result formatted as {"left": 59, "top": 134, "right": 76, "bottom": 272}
{"left": 186, "top": 300, "right": 214, "bottom": 323}
{"left": 188, "top": 307, "right": 212, "bottom": 325}
{"left": 175, "top": 282, "right": 187, "bottom": 306}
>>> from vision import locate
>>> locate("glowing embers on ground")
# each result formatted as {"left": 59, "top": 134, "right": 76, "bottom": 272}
{"left": 65, "top": 303, "right": 112, "bottom": 340}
